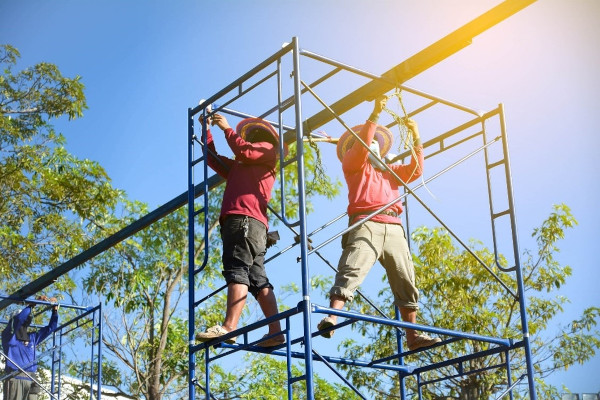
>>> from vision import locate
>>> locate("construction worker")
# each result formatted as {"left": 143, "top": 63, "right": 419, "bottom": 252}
{"left": 2, "top": 295, "right": 58, "bottom": 400}
{"left": 318, "top": 95, "right": 441, "bottom": 351}
{"left": 195, "top": 113, "right": 286, "bottom": 348}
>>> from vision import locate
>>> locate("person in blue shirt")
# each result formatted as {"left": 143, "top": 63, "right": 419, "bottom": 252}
{"left": 2, "top": 296, "right": 58, "bottom": 400}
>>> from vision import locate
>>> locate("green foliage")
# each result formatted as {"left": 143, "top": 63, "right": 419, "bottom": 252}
{"left": 0, "top": 44, "right": 121, "bottom": 292}
{"left": 83, "top": 202, "right": 208, "bottom": 400}
{"left": 321, "top": 204, "right": 598, "bottom": 399}
{"left": 201, "top": 355, "right": 361, "bottom": 400}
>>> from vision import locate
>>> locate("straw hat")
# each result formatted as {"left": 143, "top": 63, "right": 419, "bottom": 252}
{"left": 336, "top": 124, "right": 393, "bottom": 161}
{"left": 236, "top": 118, "right": 288, "bottom": 156}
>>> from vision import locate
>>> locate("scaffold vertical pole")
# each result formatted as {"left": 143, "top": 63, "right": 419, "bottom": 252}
{"left": 90, "top": 311, "right": 95, "bottom": 400}
{"left": 291, "top": 36, "right": 315, "bottom": 399}
{"left": 394, "top": 307, "right": 407, "bottom": 400}
{"left": 498, "top": 104, "right": 536, "bottom": 399}
{"left": 505, "top": 349, "right": 514, "bottom": 400}
{"left": 51, "top": 331, "right": 59, "bottom": 399}
{"left": 97, "top": 303, "right": 103, "bottom": 400}
{"left": 187, "top": 108, "right": 197, "bottom": 400}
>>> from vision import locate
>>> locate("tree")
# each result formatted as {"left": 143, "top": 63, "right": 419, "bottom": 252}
{"left": 0, "top": 44, "right": 122, "bottom": 292}
{"left": 206, "top": 355, "right": 361, "bottom": 400}
{"left": 83, "top": 140, "right": 344, "bottom": 400}
{"left": 0, "top": 43, "right": 124, "bottom": 400}
{"left": 331, "top": 204, "right": 599, "bottom": 399}
{"left": 84, "top": 202, "right": 200, "bottom": 399}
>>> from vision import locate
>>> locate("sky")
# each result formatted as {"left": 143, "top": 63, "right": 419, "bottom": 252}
{"left": 1, "top": 0, "right": 599, "bottom": 396}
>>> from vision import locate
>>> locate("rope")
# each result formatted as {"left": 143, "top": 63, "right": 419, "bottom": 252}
{"left": 383, "top": 88, "right": 412, "bottom": 152}
{"left": 383, "top": 88, "right": 437, "bottom": 200}
{"left": 306, "top": 134, "right": 329, "bottom": 192}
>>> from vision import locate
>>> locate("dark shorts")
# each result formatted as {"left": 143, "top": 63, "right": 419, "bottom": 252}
{"left": 220, "top": 215, "right": 272, "bottom": 297}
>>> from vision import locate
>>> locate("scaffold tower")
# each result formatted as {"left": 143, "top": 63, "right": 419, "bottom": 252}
{"left": 187, "top": 6, "right": 538, "bottom": 396}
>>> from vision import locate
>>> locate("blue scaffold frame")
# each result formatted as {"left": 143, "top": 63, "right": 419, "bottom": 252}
{"left": 187, "top": 31, "right": 537, "bottom": 400}
{"left": 0, "top": 296, "right": 103, "bottom": 400}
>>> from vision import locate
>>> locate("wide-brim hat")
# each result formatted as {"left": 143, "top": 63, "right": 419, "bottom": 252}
{"left": 236, "top": 118, "right": 288, "bottom": 156}
{"left": 336, "top": 124, "right": 393, "bottom": 161}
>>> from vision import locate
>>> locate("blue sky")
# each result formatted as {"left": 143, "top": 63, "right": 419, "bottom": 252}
{"left": 2, "top": 0, "right": 599, "bottom": 396}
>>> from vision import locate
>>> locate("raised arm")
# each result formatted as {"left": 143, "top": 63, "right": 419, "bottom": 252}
{"left": 33, "top": 309, "right": 58, "bottom": 345}
{"left": 201, "top": 114, "right": 234, "bottom": 178}
{"left": 389, "top": 118, "right": 424, "bottom": 183}
{"left": 342, "top": 95, "right": 388, "bottom": 172}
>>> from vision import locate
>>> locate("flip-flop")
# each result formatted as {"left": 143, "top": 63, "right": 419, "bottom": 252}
{"left": 258, "top": 333, "right": 285, "bottom": 348}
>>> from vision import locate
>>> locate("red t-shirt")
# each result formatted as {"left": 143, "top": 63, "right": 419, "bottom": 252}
{"left": 204, "top": 128, "right": 278, "bottom": 229}
{"left": 341, "top": 120, "right": 424, "bottom": 224}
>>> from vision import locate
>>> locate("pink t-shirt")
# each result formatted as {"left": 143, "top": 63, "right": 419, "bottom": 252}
{"left": 204, "top": 128, "right": 278, "bottom": 229}
{"left": 341, "top": 120, "right": 424, "bottom": 224}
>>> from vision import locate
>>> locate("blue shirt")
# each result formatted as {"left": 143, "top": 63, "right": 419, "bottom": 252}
{"left": 1, "top": 306, "right": 58, "bottom": 377}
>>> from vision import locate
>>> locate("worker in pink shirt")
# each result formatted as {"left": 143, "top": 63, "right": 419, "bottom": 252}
{"left": 318, "top": 95, "right": 441, "bottom": 351}
{"left": 196, "top": 113, "right": 286, "bottom": 348}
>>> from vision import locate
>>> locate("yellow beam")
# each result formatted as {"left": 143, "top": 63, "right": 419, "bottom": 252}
{"left": 290, "top": 0, "right": 537, "bottom": 141}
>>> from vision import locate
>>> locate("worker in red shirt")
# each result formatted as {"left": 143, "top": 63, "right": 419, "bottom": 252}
{"left": 196, "top": 113, "right": 286, "bottom": 348}
{"left": 318, "top": 95, "right": 441, "bottom": 351}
